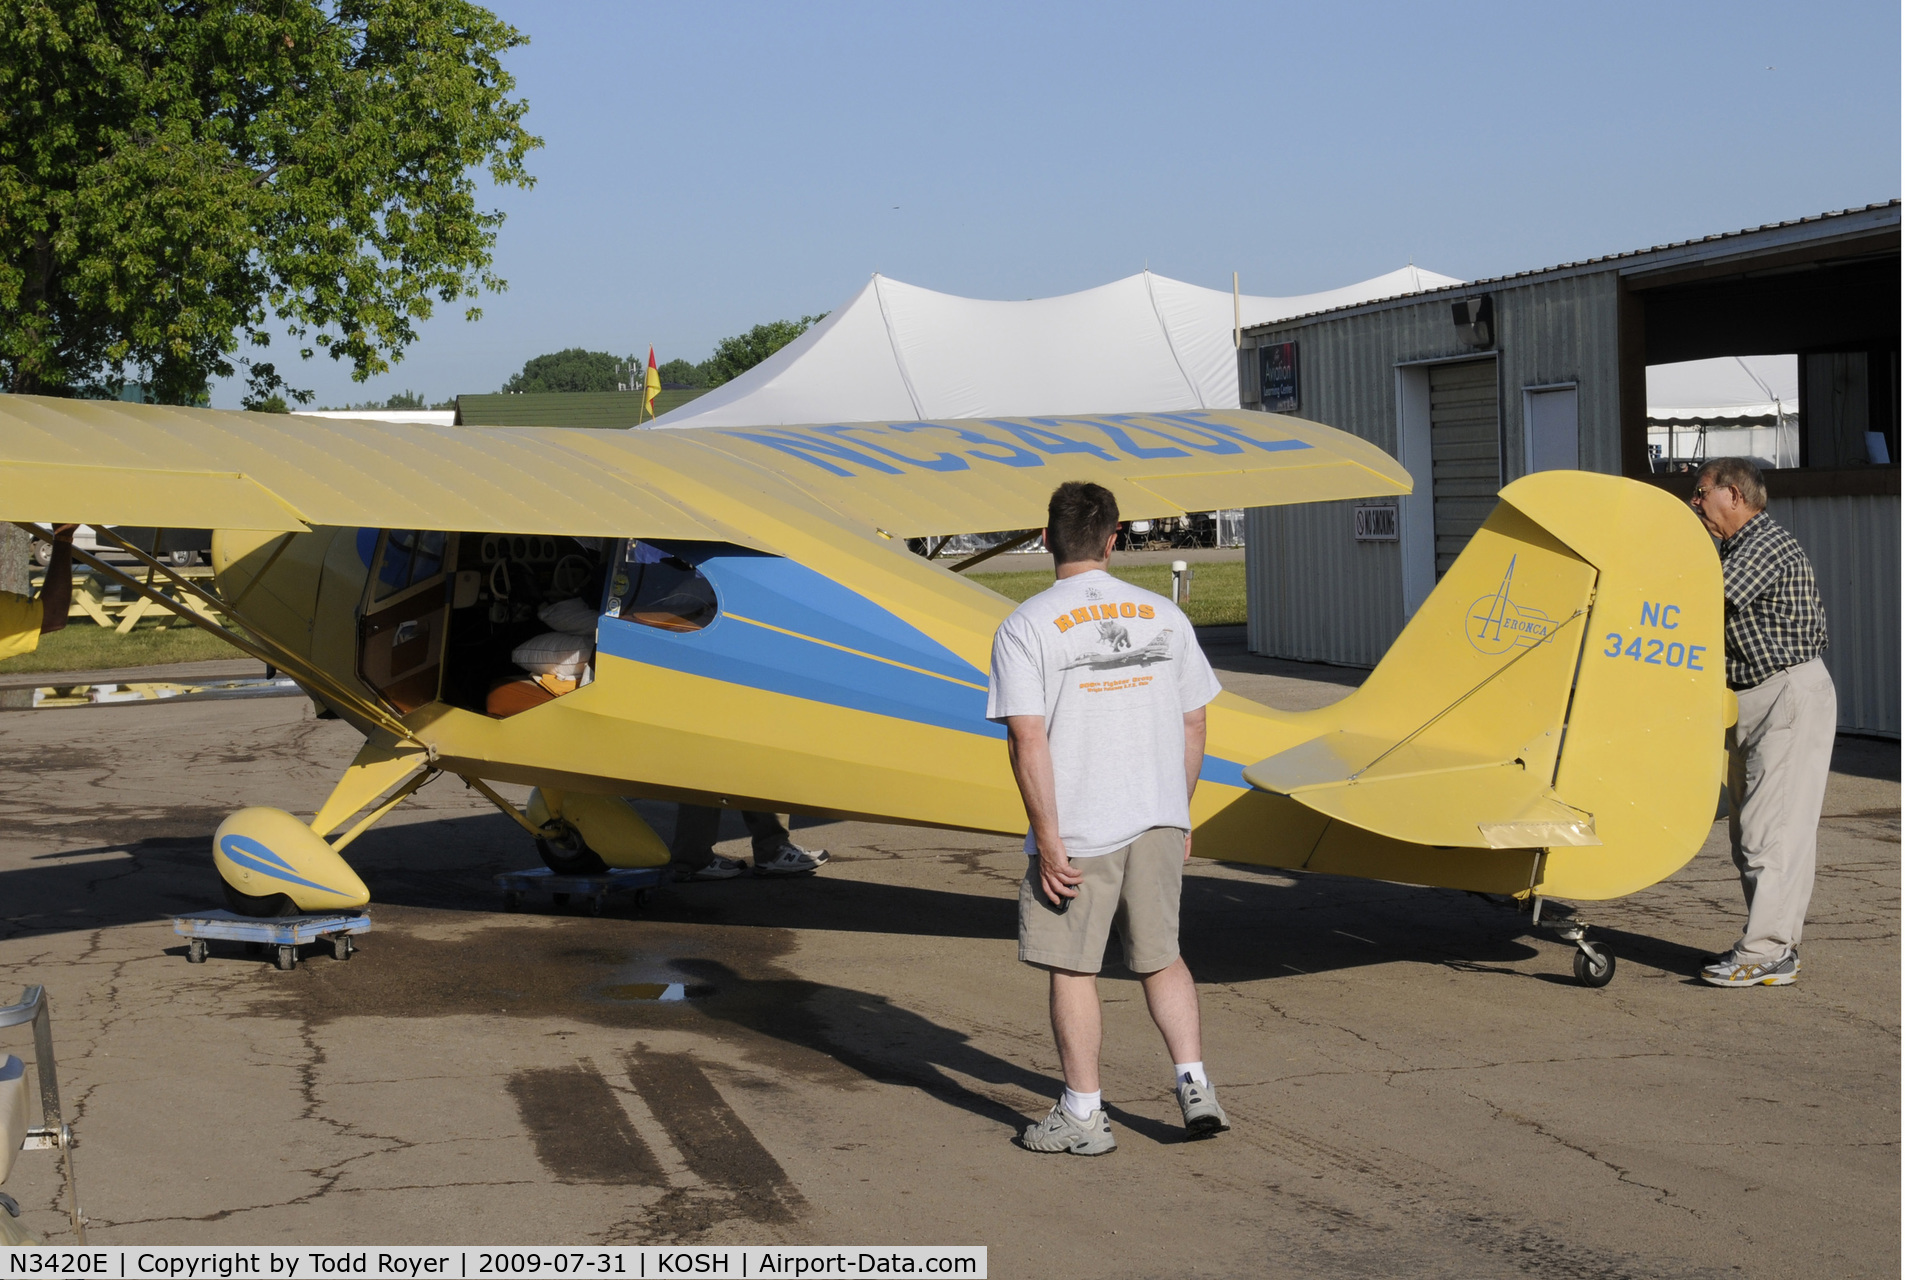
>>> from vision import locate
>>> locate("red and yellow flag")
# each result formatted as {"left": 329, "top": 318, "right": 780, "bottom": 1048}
{"left": 643, "top": 347, "right": 661, "bottom": 420}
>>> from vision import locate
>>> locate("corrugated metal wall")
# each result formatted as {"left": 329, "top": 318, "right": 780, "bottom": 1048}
{"left": 1243, "top": 302, "right": 1419, "bottom": 663}
{"left": 1245, "top": 504, "right": 1404, "bottom": 665}
{"left": 1767, "top": 495, "right": 1901, "bottom": 736}
{"left": 1241, "top": 272, "right": 1899, "bottom": 737}
{"left": 1244, "top": 272, "right": 1622, "bottom": 666}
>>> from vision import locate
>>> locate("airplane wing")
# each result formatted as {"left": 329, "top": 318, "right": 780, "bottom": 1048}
{"left": 0, "top": 395, "right": 727, "bottom": 538}
{"left": 0, "top": 396, "right": 1409, "bottom": 536}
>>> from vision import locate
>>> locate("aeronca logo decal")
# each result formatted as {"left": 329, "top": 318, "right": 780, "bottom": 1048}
{"left": 717, "top": 414, "right": 1309, "bottom": 478}
{"left": 1465, "top": 556, "right": 1555, "bottom": 655}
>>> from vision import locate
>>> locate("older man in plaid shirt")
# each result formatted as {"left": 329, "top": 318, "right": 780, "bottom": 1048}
{"left": 1690, "top": 457, "right": 1836, "bottom": 988}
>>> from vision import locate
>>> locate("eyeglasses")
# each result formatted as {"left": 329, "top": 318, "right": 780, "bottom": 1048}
{"left": 1690, "top": 483, "right": 1728, "bottom": 502}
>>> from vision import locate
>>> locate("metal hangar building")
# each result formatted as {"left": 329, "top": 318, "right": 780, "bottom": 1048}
{"left": 1235, "top": 202, "right": 1899, "bottom": 736}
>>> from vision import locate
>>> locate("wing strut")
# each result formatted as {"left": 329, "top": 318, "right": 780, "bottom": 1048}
{"left": 948, "top": 528, "right": 1042, "bottom": 573}
{"left": 17, "top": 522, "right": 426, "bottom": 750}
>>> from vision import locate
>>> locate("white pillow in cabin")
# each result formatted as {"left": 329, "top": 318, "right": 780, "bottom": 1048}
{"left": 538, "top": 598, "right": 601, "bottom": 638}
{"left": 512, "top": 631, "right": 592, "bottom": 680}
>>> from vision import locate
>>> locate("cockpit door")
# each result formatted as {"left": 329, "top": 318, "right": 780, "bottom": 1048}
{"left": 358, "top": 530, "right": 452, "bottom": 714}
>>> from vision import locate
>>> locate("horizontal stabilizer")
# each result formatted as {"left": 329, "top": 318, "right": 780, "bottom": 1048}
{"left": 1243, "top": 732, "right": 1600, "bottom": 850}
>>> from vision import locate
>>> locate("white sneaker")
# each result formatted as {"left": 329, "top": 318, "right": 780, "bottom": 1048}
{"left": 1702, "top": 949, "right": 1800, "bottom": 987}
{"left": 754, "top": 843, "right": 829, "bottom": 876}
{"left": 675, "top": 855, "right": 747, "bottom": 882}
{"left": 1175, "top": 1074, "right": 1230, "bottom": 1137}
{"left": 1018, "top": 1102, "right": 1115, "bottom": 1156}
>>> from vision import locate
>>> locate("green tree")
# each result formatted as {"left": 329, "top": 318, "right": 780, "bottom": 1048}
{"left": 655, "top": 356, "right": 705, "bottom": 387}
{"left": 701, "top": 313, "right": 827, "bottom": 386}
{"left": 323, "top": 388, "right": 440, "bottom": 410}
{"left": 0, "top": 0, "right": 541, "bottom": 406}
{"left": 500, "top": 347, "right": 631, "bottom": 394}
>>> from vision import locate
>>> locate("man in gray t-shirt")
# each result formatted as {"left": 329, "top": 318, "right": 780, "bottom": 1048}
{"left": 987, "top": 481, "right": 1228, "bottom": 1156}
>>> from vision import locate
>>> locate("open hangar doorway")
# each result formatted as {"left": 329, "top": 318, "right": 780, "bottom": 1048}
{"left": 1617, "top": 222, "right": 1899, "bottom": 736}
{"left": 1620, "top": 229, "right": 1900, "bottom": 482}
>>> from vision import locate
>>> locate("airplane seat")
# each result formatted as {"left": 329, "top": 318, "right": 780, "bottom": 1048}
{"left": 484, "top": 673, "right": 581, "bottom": 718}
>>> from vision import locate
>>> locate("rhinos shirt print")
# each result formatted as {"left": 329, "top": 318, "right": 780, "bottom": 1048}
{"left": 987, "top": 570, "right": 1221, "bottom": 857}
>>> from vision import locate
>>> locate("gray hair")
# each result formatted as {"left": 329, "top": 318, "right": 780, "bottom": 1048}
{"left": 1700, "top": 457, "right": 1768, "bottom": 511}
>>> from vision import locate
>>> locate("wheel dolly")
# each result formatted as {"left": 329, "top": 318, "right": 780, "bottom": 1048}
{"left": 494, "top": 866, "right": 671, "bottom": 916}
{"left": 1, "top": 986, "right": 85, "bottom": 1243}
{"left": 173, "top": 909, "right": 371, "bottom": 970}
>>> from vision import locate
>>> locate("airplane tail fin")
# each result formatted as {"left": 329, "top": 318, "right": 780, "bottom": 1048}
{"left": 1242, "top": 471, "right": 1731, "bottom": 900}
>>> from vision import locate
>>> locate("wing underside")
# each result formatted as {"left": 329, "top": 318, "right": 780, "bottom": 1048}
{"left": 0, "top": 398, "right": 1409, "bottom": 535}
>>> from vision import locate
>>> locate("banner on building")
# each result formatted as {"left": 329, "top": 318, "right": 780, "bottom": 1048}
{"left": 1260, "top": 341, "right": 1299, "bottom": 413}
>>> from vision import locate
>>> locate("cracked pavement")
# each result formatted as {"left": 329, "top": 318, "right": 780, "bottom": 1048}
{"left": 0, "top": 660, "right": 1898, "bottom": 1277}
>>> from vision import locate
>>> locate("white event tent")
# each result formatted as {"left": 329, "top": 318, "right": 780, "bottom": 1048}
{"left": 645, "top": 266, "right": 1460, "bottom": 430}
{"left": 1646, "top": 355, "right": 1798, "bottom": 423}
{"left": 1645, "top": 355, "right": 1800, "bottom": 470}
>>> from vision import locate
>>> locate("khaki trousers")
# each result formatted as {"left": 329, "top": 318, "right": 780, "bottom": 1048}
{"left": 1727, "top": 659, "right": 1837, "bottom": 964}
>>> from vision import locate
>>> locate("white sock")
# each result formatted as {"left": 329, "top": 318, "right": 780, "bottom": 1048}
{"left": 1061, "top": 1087, "right": 1102, "bottom": 1120}
{"left": 1174, "top": 1061, "right": 1209, "bottom": 1088}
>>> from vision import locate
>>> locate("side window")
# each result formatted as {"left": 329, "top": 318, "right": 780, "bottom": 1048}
{"left": 607, "top": 539, "right": 718, "bottom": 632}
{"left": 371, "top": 530, "right": 447, "bottom": 603}
{"left": 410, "top": 530, "right": 446, "bottom": 583}
{"left": 373, "top": 531, "right": 416, "bottom": 599}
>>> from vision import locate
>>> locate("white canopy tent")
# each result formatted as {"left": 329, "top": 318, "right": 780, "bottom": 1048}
{"left": 1646, "top": 355, "right": 1798, "bottom": 422}
{"left": 645, "top": 266, "right": 1459, "bottom": 429}
{"left": 1645, "top": 355, "right": 1801, "bottom": 470}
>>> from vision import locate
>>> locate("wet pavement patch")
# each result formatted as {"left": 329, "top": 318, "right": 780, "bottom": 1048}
{"left": 627, "top": 1046, "right": 800, "bottom": 1225}
{"left": 601, "top": 982, "right": 713, "bottom": 1002}
{"left": 506, "top": 1061, "right": 669, "bottom": 1186}
{"left": 245, "top": 907, "right": 794, "bottom": 1030}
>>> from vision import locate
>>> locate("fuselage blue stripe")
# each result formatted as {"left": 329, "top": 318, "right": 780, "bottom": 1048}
{"left": 1200, "top": 754, "right": 1253, "bottom": 790}
{"left": 599, "top": 613, "right": 1003, "bottom": 738}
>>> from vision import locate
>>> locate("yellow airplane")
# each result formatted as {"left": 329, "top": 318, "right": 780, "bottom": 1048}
{"left": 1, "top": 396, "right": 1731, "bottom": 986}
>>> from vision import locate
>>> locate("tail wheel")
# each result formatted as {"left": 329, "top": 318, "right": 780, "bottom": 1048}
{"left": 1573, "top": 941, "right": 1616, "bottom": 988}
{"left": 535, "top": 824, "right": 608, "bottom": 876}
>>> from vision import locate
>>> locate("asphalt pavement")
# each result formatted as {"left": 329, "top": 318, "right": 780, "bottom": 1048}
{"left": 0, "top": 656, "right": 1897, "bottom": 1277}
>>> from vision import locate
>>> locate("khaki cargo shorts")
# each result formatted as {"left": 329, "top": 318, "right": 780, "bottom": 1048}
{"left": 1017, "top": 826, "right": 1185, "bottom": 974}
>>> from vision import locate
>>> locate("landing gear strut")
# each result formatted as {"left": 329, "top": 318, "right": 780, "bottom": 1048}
{"left": 1561, "top": 922, "right": 1617, "bottom": 988}
{"left": 1532, "top": 895, "right": 1616, "bottom": 988}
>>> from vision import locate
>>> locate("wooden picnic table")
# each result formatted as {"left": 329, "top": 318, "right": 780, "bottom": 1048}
{"left": 29, "top": 564, "right": 221, "bottom": 634}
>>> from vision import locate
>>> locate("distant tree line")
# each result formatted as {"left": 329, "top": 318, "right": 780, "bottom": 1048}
{"left": 289, "top": 312, "right": 830, "bottom": 412}
{"left": 498, "top": 313, "right": 828, "bottom": 395}
{"left": 306, "top": 390, "right": 456, "bottom": 413}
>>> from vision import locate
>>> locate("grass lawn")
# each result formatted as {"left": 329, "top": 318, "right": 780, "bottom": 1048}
{"left": 969, "top": 562, "right": 1247, "bottom": 627}
{"left": 6, "top": 621, "right": 250, "bottom": 674}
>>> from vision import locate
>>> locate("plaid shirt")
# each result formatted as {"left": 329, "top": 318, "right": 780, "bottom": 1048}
{"left": 1719, "top": 511, "right": 1827, "bottom": 689}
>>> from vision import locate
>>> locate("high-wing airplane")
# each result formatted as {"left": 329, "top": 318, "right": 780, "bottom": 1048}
{"left": 1, "top": 396, "right": 1732, "bottom": 986}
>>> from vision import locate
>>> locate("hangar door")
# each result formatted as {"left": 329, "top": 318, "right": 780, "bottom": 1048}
{"left": 1429, "top": 358, "right": 1501, "bottom": 578}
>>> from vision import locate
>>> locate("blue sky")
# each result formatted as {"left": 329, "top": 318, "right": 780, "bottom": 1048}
{"left": 214, "top": 0, "right": 1900, "bottom": 409}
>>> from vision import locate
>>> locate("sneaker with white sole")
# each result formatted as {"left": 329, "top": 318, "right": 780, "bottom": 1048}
{"left": 674, "top": 855, "right": 747, "bottom": 882}
{"left": 1175, "top": 1074, "right": 1230, "bottom": 1138}
{"left": 1700, "top": 950, "right": 1740, "bottom": 981}
{"left": 1018, "top": 1102, "right": 1115, "bottom": 1156}
{"left": 1702, "top": 949, "right": 1800, "bottom": 987}
{"left": 754, "top": 843, "right": 829, "bottom": 876}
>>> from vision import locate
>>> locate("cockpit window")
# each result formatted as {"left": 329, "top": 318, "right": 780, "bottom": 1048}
{"left": 607, "top": 539, "right": 718, "bottom": 632}
{"left": 411, "top": 530, "right": 446, "bottom": 583}
{"left": 374, "top": 531, "right": 416, "bottom": 597}
{"left": 372, "top": 530, "right": 447, "bottom": 602}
